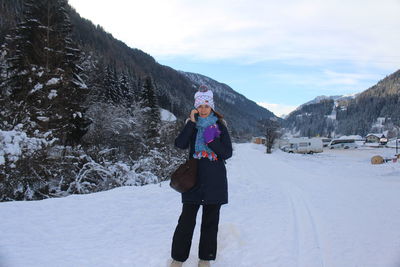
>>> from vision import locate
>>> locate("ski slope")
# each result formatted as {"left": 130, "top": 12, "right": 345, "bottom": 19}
{"left": 1, "top": 143, "right": 400, "bottom": 267}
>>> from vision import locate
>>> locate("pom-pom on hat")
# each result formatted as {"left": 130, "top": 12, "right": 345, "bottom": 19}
{"left": 194, "top": 85, "right": 215, "bottom": 109}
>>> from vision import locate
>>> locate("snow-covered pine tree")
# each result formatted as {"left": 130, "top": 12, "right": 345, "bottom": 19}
{"left": 119, "top": 72, "right": 130, "bottom": 101}
{"left": 83, "top": 59, "right": 105, "bottom": 104}
{"left": 0, "top": 44, "right": 9, "bottom": 128}
{"left": 119, "top": 71, "right": 139, "bottom": 115}
{"left": 139, "top": 76, "right": 161, "bottom": 147}
{"left": 1, "top": 0, "right": 89, "bottom": 144}
{"left": 101, "top": 64, "right": 122, "bottom": 104}
{"left": 1, "top": 0, "right": 46, "bottom": 132}
{"left": 133, "top": 76, "right": 143, "bottom": 102}
{"left": 45, "top": 0, "right": 90, "bottom": 145}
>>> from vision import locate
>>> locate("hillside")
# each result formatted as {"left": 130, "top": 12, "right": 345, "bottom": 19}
{"left": 182, "top": 72, "right": 276, "bottom": 138}
{"left": 0, "top": 0, "right": 275, "bottom": 137}
{"left": 336, "top": 69, "right": 400, "bottom": 136}
{"left": 0, "top": 0, "right": 276, "bottom": 201}
{"left": 284, "top": 69, "right": 400, "bottom": 138}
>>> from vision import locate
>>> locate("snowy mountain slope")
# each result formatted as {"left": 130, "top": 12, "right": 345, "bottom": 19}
{"left": 0, "top": 1, "right": 275, "bottom": 141}
{"left": 296, "top": 94, "right": 357, "bottom": 118}
{"left": 182, "top": 72, "right": 278, "bottom": 138}
{"left": 284, "top": 94, "right": 359, "bottom": 137}
{"left": 182, "top": 72, "right": 245, "bottom": 106}
{"left": 285, "top": 69, "right": 400, "bottom": 137}
{"left": 295, "top": 94, "right": 356, "bottom": 112}
{"left": 1, "top": 144, "right": 400, "bottom": 267}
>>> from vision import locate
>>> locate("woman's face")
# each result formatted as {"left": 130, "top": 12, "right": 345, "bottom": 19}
{"left": 197, "top": 105, "right": 212, "bottom": 118}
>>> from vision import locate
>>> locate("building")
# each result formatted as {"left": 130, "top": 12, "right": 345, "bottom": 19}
{"left": 252, "top": 137, "right": 266, "bottom": 145}
{"left": 365, "top": 133, "right": 387, "bottom": 144}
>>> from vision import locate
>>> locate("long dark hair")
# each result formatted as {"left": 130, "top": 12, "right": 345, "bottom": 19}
{"left": 212, "top": 109, "right": 227, "bottom": 127}
{"left": 212, "top": 109, "right": 224, "bottom": 120}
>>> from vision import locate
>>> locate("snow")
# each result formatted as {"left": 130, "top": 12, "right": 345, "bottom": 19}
{"left": 0, "top": 130, "right": 51, "bottom": 165}
{"left": 29, "top": 83, "right": 43, "bottom": 94}
{"left": 46, "top": 78, "right": 60, "bottom": 86}
{"left": 160, "top": 108, "right": 177, "bottom": 122}
{"left": 36, "top": 116, "right": 49, "bottom": 122}
{"left": 48, "top": 89, "right": 57, "bottom": 99}
{"left": 366, "top": 133, "right": 385, "bottom": 138}
{"left": 1, "top": 144, "right": 400, "bottom": 267}
{"left": 73, "top": 112, "right": 82, "bottom": 119}
{"left": 371, "top": 118, "right": 388, "bottom": 131}
{"left": 387, "top": 139, "right": 400, "bottom": 149}
{"left": 338, "top": 135, "right": 363, "bottom": 140}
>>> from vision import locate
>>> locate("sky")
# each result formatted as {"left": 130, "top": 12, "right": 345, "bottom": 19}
{"left": 68, "top": 0, "right": 400, "bottom": 117}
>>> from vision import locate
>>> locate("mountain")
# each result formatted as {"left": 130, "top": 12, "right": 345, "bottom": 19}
{"left": 68, "top": 7, "right": 277, "bottom": 137}
{"left": 68, "top": 8, "right": 277, "bottom": 137}
{"left": 0, "top": 0, "right": 277, "bottom": 201}
{"left": 283, "top": 97, "right": 338, "bottom": 138}
{"left": 284, "top": 94, "right": 358, "bottom": 137}
{"left": 182, "top": 72, "right": 276, "bottom": 138}
{"left": 0, "top": 0, "right": 275, "bottom": 138}
{"left": 284, "top": 69, "right": 400, "bottom": 138}
{"left": 335, "top": 69, "right": 400, "bottom": 136}
{"left": 296, "top": 94, "right": 356, "bottom": 110}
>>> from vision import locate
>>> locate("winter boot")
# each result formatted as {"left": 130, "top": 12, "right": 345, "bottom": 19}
{"left": 170, "top": 260, "right": 183, "bottom": 267}
{"left": 198, "top": 260, "right": 211, "bottom": 267}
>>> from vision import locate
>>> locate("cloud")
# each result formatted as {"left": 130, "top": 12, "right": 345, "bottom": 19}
{"left": 261, "top": 69, "right": 383, "bottom": 94}
{"left": 69, "top": 0, "right": 400, "bottom": 70}
{"left": 257, "top": 102, "right": 298, "bottom": 118}
{"left": 321, "top": 70, "right": 381, "bottom": 86}
{"left": 68, "top": 0, "right": 400, "bottom": 110}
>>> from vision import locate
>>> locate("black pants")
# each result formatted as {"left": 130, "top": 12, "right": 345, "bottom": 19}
{"left": 171, "top": 203, "right": 221, "bottom": 262}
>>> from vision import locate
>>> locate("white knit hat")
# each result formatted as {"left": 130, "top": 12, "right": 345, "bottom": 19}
{"left": 194, "top": 85, "right": 215, "bottom": 109}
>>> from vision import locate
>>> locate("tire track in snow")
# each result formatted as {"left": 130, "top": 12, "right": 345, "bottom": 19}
{"left": 265, "top": 149, "right": 325, "bottom": 267}
{"left": 280, "top": 182, "right": 325, "bottom": 267}
{"left": 224, "top": 144, "right": 299, "bottom": 266}
{"left": 228, "top": 144, "right": 325, "bottom": 267}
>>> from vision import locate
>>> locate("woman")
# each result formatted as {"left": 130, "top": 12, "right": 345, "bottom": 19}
{"left": 170, "top": 85, "right": 233, "bottom": 267}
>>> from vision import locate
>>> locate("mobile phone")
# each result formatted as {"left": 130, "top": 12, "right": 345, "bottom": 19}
{"left": 194, "top": 113, "right": 199, "bottom": 121}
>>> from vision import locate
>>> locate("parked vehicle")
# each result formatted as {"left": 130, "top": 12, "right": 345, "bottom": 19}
{"left": 321, "top": 138, "right": 332, "bottom": 147}
{"left": 281, "top": 137, "right": 323, "bottom": 154}
{"left": 328, "top": 139, "right": 358, "bottom": 149}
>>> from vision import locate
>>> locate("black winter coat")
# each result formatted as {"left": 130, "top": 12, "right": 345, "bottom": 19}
{"left": 174, "top": 119, "right": 233, "bottom": 205}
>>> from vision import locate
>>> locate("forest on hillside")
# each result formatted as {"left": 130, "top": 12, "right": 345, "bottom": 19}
{"left": 0, "top": 0, "right": 186, "bottom": 201}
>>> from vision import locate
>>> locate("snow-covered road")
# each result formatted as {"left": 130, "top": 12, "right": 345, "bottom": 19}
{"left": 1, "top": 143, "right": 400, "bottom": 267}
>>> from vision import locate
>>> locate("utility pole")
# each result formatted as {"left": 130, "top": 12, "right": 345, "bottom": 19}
{"left": 396, "top": 126, "right": 399, "bottom": 157}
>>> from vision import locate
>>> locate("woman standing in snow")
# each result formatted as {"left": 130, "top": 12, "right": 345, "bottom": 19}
{"left": 170, "top": 85, "right": 233, "bottom": 267}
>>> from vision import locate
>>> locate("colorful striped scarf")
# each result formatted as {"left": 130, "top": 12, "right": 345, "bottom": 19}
{"left": 193, "top": 113, "right": 218, "bottom": 161}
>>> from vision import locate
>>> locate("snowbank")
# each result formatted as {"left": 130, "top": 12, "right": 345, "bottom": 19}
{"left": 160, "top": 108, "right": 177, "bottom": 122}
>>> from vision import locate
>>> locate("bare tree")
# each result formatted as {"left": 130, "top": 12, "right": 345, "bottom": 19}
{"left": 258, "top": 118, "right": 282, "bottom": 154}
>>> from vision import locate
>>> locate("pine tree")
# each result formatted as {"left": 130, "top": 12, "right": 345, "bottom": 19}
{"left": 101, "top": 64, "right": 121, "bottom": 104}
{"left": 119, "top": 72, "right": 130, "bottom": 100}
{"left": 119, "top": 71, "right": 139, "bottom": 112}
{"left": 1, "top": 0, "right": 44, "bottom": 130}
{"left": 139, "top": 76, "right": 161, "bottom": 144}
{"left": 1, "top": 0, "right": 90, "bottom": 144}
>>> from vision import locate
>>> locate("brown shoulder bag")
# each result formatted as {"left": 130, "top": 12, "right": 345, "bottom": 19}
{"left": 170, "top": 158, "right": 198, "bottom": 193}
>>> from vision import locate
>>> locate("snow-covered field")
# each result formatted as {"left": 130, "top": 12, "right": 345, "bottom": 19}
{"left": 1, "top": 143, "right": 399, "bottom": 267}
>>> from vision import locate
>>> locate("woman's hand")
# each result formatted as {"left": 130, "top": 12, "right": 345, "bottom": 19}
{"left": 190, "top": 109, "right": 199, "bottom": 123}
{"left": 203, "top": 124, "right": 221, "bottom": 144}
